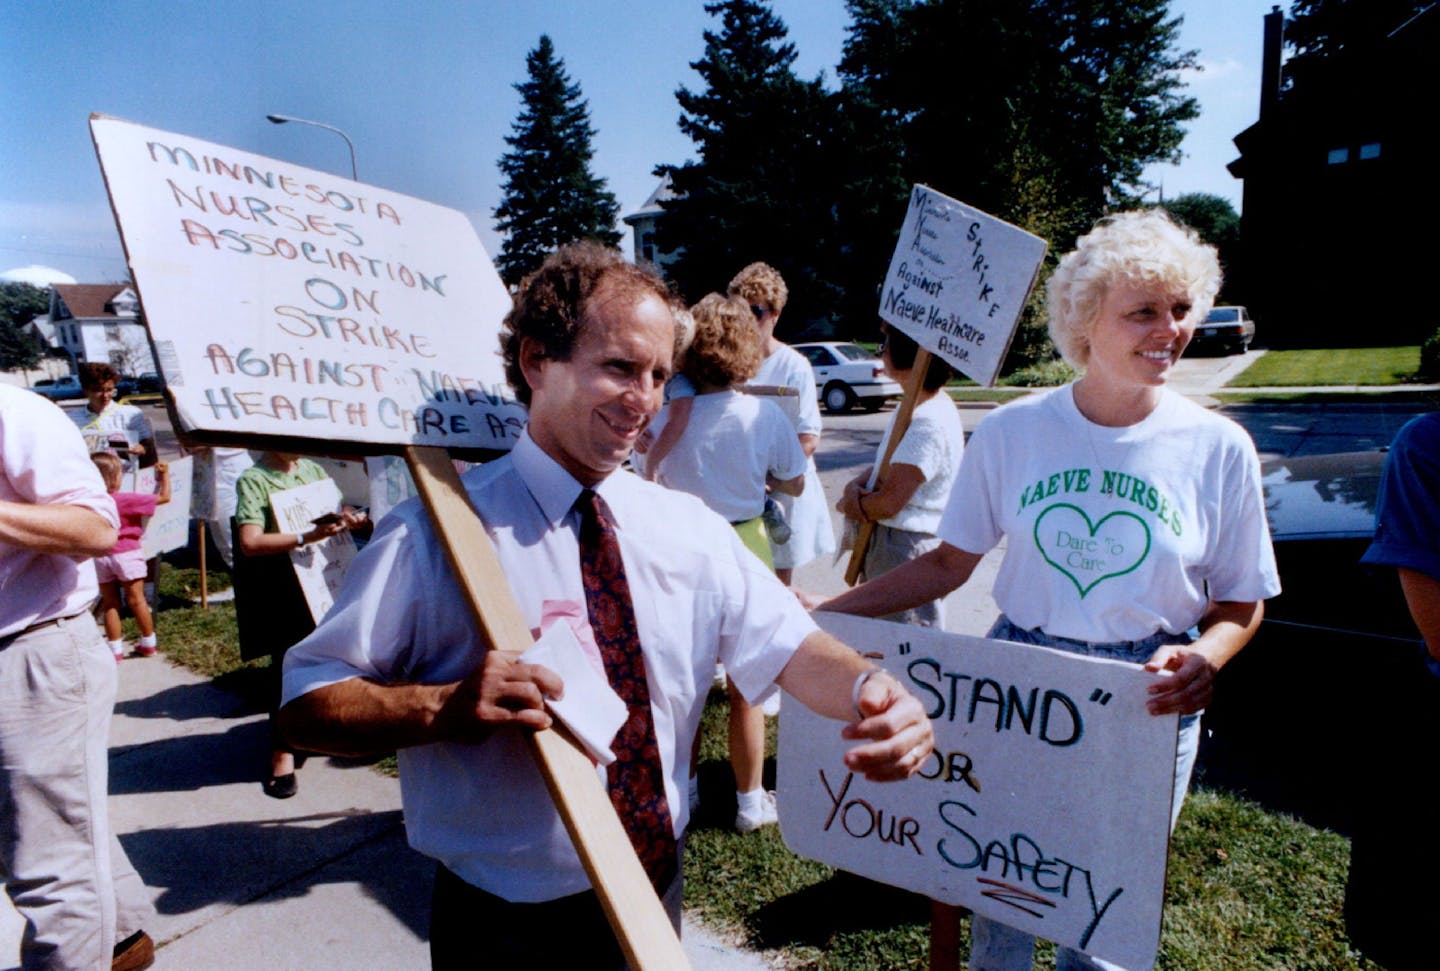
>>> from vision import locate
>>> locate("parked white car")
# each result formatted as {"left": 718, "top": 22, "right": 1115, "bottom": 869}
{"left": 793, "top": 342, "right": 903, "bottom": 413}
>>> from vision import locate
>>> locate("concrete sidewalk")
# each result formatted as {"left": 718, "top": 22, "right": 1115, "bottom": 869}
{"left": 0, "top": 654, "right": 773, "bottom": 970}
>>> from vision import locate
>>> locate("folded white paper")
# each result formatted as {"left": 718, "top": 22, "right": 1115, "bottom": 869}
{"left": 523, "top": 620, "right": 626, "bottom": 765}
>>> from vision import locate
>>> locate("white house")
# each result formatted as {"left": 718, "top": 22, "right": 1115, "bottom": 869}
{"left": 622, "top": 175, "right": 681, "bottom": 276}
{"left": 45, "top": 283, "right": 157, "bottom": 375}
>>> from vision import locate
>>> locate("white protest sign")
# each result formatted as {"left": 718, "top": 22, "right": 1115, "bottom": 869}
{"left": 141, "top": 456, "right": 193, "bottom": 558}
{"left": 363, "top": 454, "right": 475, "bottom": 525}
{"left": 879, "top": 186, "right": 1047, "bottom": 386}
{"left": 189, "top": 447, "right": 252, "bottom": 521}
{"left": 269, "top": 478, "right": 355, "bottom": 623}
{"left": 90, "top": 116, "right": 527, "bottom": 452}
{"left": 779, "top": 613, "right": 1176, "bottom": 969}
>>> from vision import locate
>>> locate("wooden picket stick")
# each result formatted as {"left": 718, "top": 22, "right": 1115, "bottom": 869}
{"left": 741, "top": 384, "right": 799, "bottom": 398}
{"left": 198, "top": 520, "right": 209, "bottom": 608}
{"left": 929, "top": 901, "right": 965, "bottom": 970}
{"left": 402, "top": 445, "right": 690, "bottom": 971}
{"left": 843, "top": 349, "right": 935, "bottom": 586}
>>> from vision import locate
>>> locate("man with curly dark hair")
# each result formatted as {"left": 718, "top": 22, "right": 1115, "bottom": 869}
{"left": 281, "top": 242, "right": 933, "bottom": 968}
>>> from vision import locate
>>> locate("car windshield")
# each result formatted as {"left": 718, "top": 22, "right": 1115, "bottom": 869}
{"left": 1205, "top": 308, "right": 1240, "bottom": 323}
{"left": 834, "top": 344, "right": 872, "bottom": 361}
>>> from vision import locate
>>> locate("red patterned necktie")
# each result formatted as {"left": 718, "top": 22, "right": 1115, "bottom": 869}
{"left": 576, "top": 489, "right": 677, "bottom": 891}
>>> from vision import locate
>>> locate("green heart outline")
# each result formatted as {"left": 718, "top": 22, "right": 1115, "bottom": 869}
{"left": 1032, "top": 503, "right": 1151, "bottom": 598}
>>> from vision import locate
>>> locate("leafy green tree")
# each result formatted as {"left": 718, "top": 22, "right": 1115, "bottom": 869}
{"left": 655, "top": 0, "right": 846, "bottom": 333}
{"left": 0, "top": 282, "right": 48, "bottom": 371}
{"left": 1161, "top": 192, "right": 1239, "bottom": 246}
{"left": 835, "top": 0, "right": 1200, "bottom": 367}
{"left": 1159, "top": 192, "right": 1240, "bottom": 298}
{"left": 493, "top": 35, "right": 620, "bottom": 287}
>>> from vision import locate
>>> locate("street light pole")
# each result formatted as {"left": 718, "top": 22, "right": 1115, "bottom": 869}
{"left": 265, "top": 113, "right": 358, "bottom": 181}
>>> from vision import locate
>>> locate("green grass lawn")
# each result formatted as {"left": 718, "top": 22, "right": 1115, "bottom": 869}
{"left": 946, "top": 387, "right": 1032, "bottom": 404}
{"left": 145, "top": 566, "right": 1382, "bottom": 968}
{"left": 1228, "top": 346, "right": 1420, "bottom": 388}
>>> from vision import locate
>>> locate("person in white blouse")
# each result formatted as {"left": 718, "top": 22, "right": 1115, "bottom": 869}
{"left": 728, "top": 262, "right": 836, "bottom": 584}
{"left": 837, "top": 325, "right": 962, "bottom": 628}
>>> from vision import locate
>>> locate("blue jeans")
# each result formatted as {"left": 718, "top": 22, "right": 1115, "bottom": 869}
{"left": 967, "top": 617, "right": 1200, "bottom": 971}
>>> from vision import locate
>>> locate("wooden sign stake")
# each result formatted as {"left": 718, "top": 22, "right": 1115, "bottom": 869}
{"left": 402, "top": 446, "right": 690, "bottom": 970}
{"left": 929, "top": 901, "right": 965, "bottom": 970}
{"left": 198, "top": 520, "right": 209, "bottom": 608}
{"left": 844, "top": 349, "right": 934, "bottom": 586}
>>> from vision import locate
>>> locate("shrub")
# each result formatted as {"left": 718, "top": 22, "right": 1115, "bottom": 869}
{"left": 1419, "top": 328, "right": 1440, "bottom": 381}
{"left": 1001, "top": 358, "right": 1077, "bottom": 387}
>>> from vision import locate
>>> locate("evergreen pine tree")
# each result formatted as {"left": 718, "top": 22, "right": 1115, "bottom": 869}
{"left": 493, "top": 35, "right": 620, "bottom": 287}
{"left": 655, "top": 0, "right": 845, "bottom": 332}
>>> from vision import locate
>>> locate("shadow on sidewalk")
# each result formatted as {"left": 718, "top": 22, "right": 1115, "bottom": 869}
{"left": 119, "top": 810, "right": 431, "bottom": 940}
{"left": 109, "top": 720, "right": 276, "bottom": 793}
{"left": 114, "top": 679, "right": 257, "bottom": 724}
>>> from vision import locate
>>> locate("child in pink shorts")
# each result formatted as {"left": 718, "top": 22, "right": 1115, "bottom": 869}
{"left": 90, "top": 453, "right": 171, "bottom": 659}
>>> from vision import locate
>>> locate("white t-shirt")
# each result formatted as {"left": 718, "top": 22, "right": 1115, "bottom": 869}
{"left": 70, "top": 400, "right": 153, "bottom": 456}
{"left": 282, "top": 431, "right": 816, "bottom": 902}
{"left": 656, "top": 390, "right": 806, "bottom": 522}
{"left": 939, "top": 385, "right": 1280, "bottom": 642}
{"left": 873, "top": 392, "right": 964, "bottom": 535}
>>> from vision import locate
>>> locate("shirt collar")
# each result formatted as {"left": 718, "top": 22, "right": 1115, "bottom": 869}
{"left": 510, "top": 430, "right": 636, "bottom": 528}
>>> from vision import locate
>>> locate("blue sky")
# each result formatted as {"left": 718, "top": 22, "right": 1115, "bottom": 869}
{"left": 1, "top": 0, "right": 1280, "bottom": 283}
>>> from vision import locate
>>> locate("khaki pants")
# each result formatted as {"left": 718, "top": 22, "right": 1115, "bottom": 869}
{"left": 0, "top": 614, "right": 154, "bottom": 970}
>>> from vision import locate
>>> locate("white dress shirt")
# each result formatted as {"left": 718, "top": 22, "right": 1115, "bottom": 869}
{"left": 1, "top": 385, "right": 119, "bottom": 637}
{"left": 283, "top": 431, "right": 817, "bottom": 901}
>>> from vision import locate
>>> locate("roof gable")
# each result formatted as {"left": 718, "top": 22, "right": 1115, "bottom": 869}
{"left": 51, "top": 283, "right": 139, "bottom": 320}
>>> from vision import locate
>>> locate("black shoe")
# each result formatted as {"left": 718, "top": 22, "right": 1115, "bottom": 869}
{"left": 264, "top": 772, "right": 298, "bottom": 799}
{"left": 113, "top": 930, "right": 155, "bottom": 970}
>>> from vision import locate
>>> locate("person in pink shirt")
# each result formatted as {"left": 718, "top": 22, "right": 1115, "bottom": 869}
{"left": 89, "top": 453, "right": 171, "bottom": 660}
{"left": 1, "top": 384, "right": 156, "bottom": 970}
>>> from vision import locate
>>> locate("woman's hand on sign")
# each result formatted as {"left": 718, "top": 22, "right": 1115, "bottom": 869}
{"left": 1143, "top": 645, "right": 1218, "bottom": 715}
{"left": 1145, "top": 599, "right": 1261, "bottom": 716}
{"left": 841, "top": 671, "right": 935, "bottom": 782}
